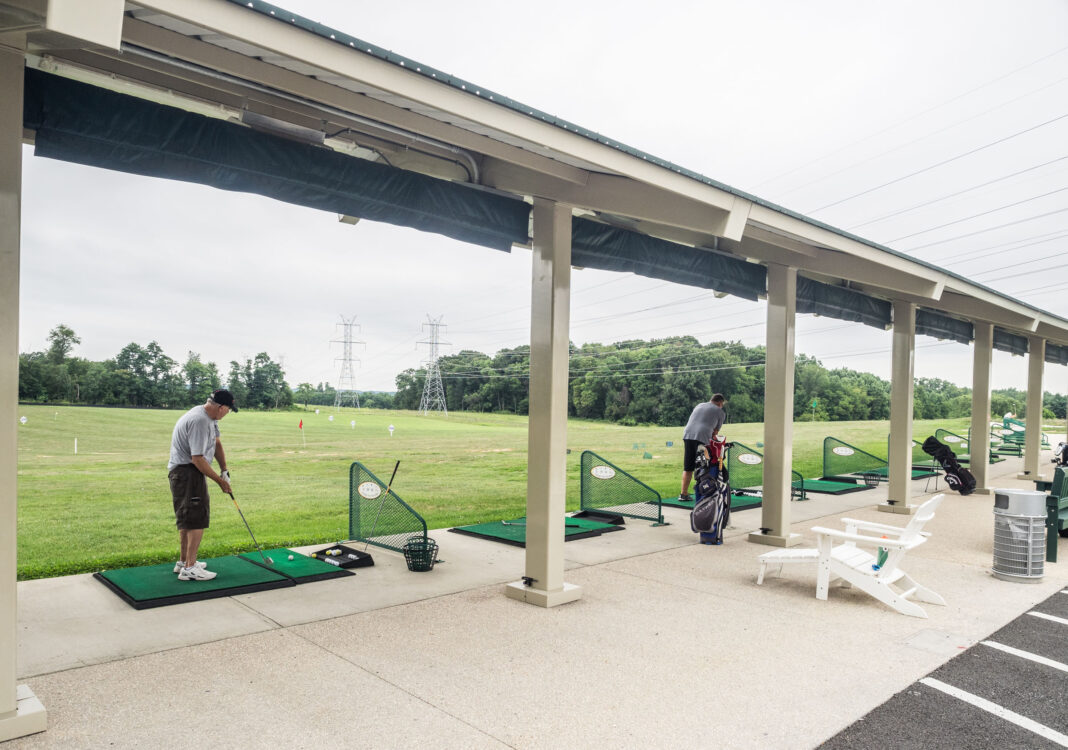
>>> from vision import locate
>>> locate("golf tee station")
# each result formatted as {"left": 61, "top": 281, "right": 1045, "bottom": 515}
{"left": 2, "top": 0, "right": 1068, "bottom": 742}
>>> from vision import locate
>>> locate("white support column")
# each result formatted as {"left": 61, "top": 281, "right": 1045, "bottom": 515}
{"left": 749, "top": 264, "right": 801, "bottom": 547}
{"left": 969, "top": 322, "right": 993, "bottom": 494}
{"left": 0, "top": 45, "right": 47, "bottom": 742}
{"left": 505, "top": 199, "right": 581, "bottom": 607}
{"left": 883, "top": 300, "right": 916, "bottom": 515}
{"left": 1019, "top": 336, "right": 1045, "bottom": 480}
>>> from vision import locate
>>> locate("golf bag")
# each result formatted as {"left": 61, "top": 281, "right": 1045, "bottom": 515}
{"left": 921, "top": 436, "right": 976, "bottom": 496}
{"left": 691, "top": 439, "right": 733, "bottom": 544}
{"left": 1051, "top": 442, "right": 1068, "bottom": 467}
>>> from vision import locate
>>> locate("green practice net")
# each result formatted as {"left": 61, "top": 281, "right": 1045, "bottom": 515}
{"left": 726, "top": 442, "right": 807, "bottom": 500}
{"left": 580, "top": 451, "right": 663, "bottom": 524}
{"left": 349, "top": 462, "right": 428, "bottom": 553}
{"left": 888, "top": 436, "right": 939, "bottom": 468}
{"left": 934, "top": 429, "right": 969, "bottom": 457}
{"left": 823, "top": 437, "right": 886, "bottom": 480}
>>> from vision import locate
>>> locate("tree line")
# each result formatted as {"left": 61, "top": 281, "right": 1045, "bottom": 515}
{"left": 20, "top": 326, "right": 1066, "bottom": 424}
{"left": 19, "top": 325, "right": 292, "bottom": 410}
{"left": 392, "top": 336, "right": 1067, "bottom": 425}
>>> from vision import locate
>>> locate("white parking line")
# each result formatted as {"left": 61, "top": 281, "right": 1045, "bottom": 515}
{"left": 981, "top": 641, "right": 1068, "bottom": 673}
{"left": 1029, "top": 611, "right": 1068, "bottom": 627}
{"left": 920, "top": 678, "right": 1068, "bottom": 747}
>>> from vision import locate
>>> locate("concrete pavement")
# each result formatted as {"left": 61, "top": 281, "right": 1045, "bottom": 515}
{"left": 9, "top": 455, "right": 1068, "bottom": 748}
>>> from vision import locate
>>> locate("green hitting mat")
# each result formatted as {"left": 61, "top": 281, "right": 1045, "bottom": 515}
{"left": 448, "top": 516, "right": 623, "bottom": 548}
{"left": 661, "top": 493, "right": 763, "bottom": 510}
{"left": 798, "top": 479, "right": 872, "bottom": 495}
{"left": 94, "top": 549, "right": 353, "bottom": 610}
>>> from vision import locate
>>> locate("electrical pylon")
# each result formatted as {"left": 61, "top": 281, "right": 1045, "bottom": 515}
{"left": 332, "top": 314, "right": 364, "bottom": 409}
{"left": 417, "top": 314, "right": 449, "bottom": 415}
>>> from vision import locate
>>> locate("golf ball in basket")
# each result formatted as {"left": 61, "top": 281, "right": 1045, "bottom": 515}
{"left": 288, "top": 555, "right": 294, "bottom": 561}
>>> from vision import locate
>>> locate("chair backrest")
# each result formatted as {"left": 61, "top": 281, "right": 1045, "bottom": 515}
{"left": 899, "top": 494, "right": 944, "bottom": 542}
{"left": 875, "top": 494, "right": 943, "bottom": 577}
{"left": 1052, "top": 467, "right": 1067, "bottom": 499}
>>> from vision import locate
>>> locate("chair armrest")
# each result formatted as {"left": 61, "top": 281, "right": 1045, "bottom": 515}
{"left": 811, "top": 526, "right": 925, "bottom": 550}
{"left": 837, "top": 518, "right": 909, "bottom": 536}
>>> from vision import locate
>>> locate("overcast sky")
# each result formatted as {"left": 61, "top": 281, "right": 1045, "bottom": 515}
{"left": 18, "top": 0, "right": 1068, "bottom": 395}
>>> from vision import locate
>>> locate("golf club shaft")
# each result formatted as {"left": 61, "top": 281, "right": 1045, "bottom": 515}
{"left": 364, "top": 460, "right": 400, "bottom": 551}
{"left": 228, "top": 492, "right": 271, "bottom": 565}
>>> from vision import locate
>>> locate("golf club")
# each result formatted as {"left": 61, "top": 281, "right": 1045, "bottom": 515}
{"left": 227, "top": 491, "right": 274, "bottom": 565}
{"left": 364, "top": 460, "right": 400, "bottom": 551}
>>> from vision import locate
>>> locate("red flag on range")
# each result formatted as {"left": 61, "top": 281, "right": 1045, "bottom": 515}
{"left": 298, "top": 419, "right": 303, "bottom": 429}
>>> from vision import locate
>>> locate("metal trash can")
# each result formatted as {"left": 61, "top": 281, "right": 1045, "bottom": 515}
{"left": 992, "top": 488, "right": 1045, "bottom": 583}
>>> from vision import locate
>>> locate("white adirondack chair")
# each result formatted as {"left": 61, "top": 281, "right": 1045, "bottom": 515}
{"left": 757, "top": 494, "right": 946, "bottom": 618}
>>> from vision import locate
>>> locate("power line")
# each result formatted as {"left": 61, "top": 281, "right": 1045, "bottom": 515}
{"left": 885, "top": 185, "right": 1068, "bottom": 243}
{"left": 848, "top": 155, "right": 1068, "bottom": 231}
{"left": 938, "top": 227, "right": 1068, "bottom": 262}
{"left": 805, "top": 111, "right": 1068, "bottom": 215}
{"left": 752, "top": 44, "right": 1068, "bottom": 191}
{"left": 771, "top": 76, "right": 1068, "bottom": 203}
{"left": 905, "top": 206, "right": 1068, "bottom": 253}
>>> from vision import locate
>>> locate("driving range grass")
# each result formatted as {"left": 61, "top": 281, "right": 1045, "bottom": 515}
{"left": 15, "top": 404, "right": 971, "bottom": 579}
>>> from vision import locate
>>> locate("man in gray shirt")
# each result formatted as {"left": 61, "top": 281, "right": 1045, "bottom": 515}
{"left": 680, "top": 393, "right": 726, "bottom": 501}
{"left": 167, "top": 389, "right": 237, "bottom": 580}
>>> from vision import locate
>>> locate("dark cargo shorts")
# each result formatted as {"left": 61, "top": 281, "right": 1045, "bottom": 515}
{"left": 683, "top": 439, "right": 703, "bottom": 472}
{"left": 169, "top": 464, "right": 210, "bottom": 530}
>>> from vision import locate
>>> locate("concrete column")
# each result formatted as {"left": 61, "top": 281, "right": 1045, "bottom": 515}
{"left": 505, "top": 200, "right": 581, "bottom": 607}
{"left": 0, "top": 45, "right": 47, "bottom": 742}
{"left": 969, "top": 322, "right": 993, "bottom": 493}
{"left": 749, "top": 264, "right": 801, "bottom": 547}
{"left": 883, "top": 300, "right": 916, "bottom": 515}
{"left": 1020, "top": 336, "right": 1045, "bottom": 479}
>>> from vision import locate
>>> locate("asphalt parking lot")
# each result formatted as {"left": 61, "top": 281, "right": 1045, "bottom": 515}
{"left": 821, "top": 587, "right": 1068, "bottom": 749}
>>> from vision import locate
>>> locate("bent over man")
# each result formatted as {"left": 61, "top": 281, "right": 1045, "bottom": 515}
{"left": 679, "top": 393, "right": 726, "bottom": 501}
{"left": 167, "top": 389, "right": 237, "bottom": 580}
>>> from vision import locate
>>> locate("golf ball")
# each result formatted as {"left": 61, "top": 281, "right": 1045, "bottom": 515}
{"left": 288, "top": 555, "right": 294, "bottom": 561}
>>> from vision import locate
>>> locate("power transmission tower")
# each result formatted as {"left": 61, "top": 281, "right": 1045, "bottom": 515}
{"left": 417, "top": 314, "right": 450, "bottom": 415}
{"left": 331, "top": 314, "right": 364, "bottom": 409}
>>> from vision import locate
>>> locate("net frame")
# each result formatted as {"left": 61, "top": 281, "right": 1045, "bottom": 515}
{"left": 823, "top": 437, "right": 887, "bottom": 480}
{"left": 725, "top": 442, "right": 806, "bottom": 500}
{"left": 579, "top": 451, "right": 664, "bottom": 524}
{"left": 349, "top": 462, "right": 428, "bottom": 553}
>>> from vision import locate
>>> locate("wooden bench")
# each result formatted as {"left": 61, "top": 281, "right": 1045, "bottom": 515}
{"left": 1045, "top": 467, "right": 1068, "bottom": 563}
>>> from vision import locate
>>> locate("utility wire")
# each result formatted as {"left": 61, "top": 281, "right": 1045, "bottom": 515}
{"left": 848, "top": 155, "right": 1068, "bottom": 230}
{"left": 905, "top": 206, "right": 1068, "bottom": 253}
{"left": 752, "top": 44, "right": 1068, "bottom": 191}
{"left": 885, "top": 185, "right": 1068, "bottom": 243}
{"left": 806, "top": 112, "right": 1068, "bottom": 215}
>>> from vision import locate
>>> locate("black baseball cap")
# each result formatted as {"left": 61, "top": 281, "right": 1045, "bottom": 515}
{"left": 211, "top": 389, "right": 239, "bottom": 412}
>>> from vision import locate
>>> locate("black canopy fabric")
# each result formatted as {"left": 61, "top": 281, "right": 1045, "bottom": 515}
{"left": 1046, "top": 343, "right": 1068, "bottom": 366}
{"left": 796, "top": 277, "right": 891, "bottom": 330}
{"left": 570, "top": 219, "right": 766, "bottom": 300}
{"left": 993, "top": 328, "right": 1029, "bottom": 356}
{"left": 916, "top": 309, "right": 973, "bottom": 344}
{"left": 22, "top": 68, "right": 530, "bottom": 252}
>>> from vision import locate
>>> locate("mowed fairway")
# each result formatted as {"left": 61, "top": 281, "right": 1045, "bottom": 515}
{"left": 14, "top": 404, "right": 971, "bottom": 579}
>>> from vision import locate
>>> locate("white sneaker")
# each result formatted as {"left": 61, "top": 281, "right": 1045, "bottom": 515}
{"left": 173, "top": 561, "right": 208, "bottom": 574}
{"left": 178, "top": 566, "right": 217, "bottom": 581}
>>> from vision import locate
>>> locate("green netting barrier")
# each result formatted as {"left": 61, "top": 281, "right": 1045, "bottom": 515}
{"left": 580, "top": 451, "right": 664, "bottom": 524}
{"left": 1001, "top": 417, "right": 1050, "bottom": 447}
{"left": 887, "top": 436, "right": 939, "bottom": 469}
{"left": 349, "top": 462, "right": 428, "bottom": 553}
{"left": 726, "top": 442, "right": 806, "bottom": 500}
{"left": 823, "top": 437, "right": 886, "bottom": 480}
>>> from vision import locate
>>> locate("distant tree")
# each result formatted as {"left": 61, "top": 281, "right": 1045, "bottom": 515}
{"left": 46, "top": 324, "right": 80, "bottom": 364}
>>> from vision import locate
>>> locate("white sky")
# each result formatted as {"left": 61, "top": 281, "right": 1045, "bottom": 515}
{"left": 18, "top": 0, "right": 1068, "bottom": 394}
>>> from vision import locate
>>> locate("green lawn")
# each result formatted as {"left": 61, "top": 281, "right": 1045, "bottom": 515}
{"left": 14, "top": 404, "right": 971, "bottom": 579}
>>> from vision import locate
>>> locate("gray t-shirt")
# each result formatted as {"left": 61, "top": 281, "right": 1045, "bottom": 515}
{"left": 168, "top": 405, "right": 220, "bottom": 470}
{"left": 682, "top": 402, "right": 725, "bottom": 443}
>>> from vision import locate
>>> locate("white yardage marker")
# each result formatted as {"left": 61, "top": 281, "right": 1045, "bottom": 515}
{"left": 920, "top": 678, "right": 1068, "bottom": 747}
{"left": 1028, "top": 611, "right": 1068, "bottom": 627}
{"left": 981, "top": 641, "right": 1068, "bottom": 673}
